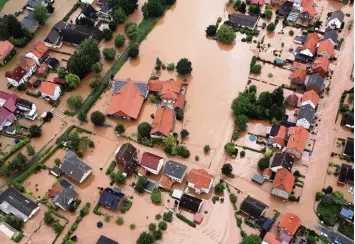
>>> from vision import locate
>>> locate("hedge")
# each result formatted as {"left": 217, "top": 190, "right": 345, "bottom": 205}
{"left": 105, "top": 161, "right": 116, "bottom": 175}
{"left": 56, "top": 125, "right": 75, "bottom": 145}
{"left": 12, "top": 181, "right": 25, "bottom": 192}
{"left": 12, "top": 232, "right": 24, "bottom": 243}
{"left": 62, "top": 203, "right": 91, "bottom": 243}
{"left": 25, "top": 90, "right": 41, "bottom": 97}
{"left": 1, "top": 138, "right": 30, "bottom": 162}
{"left": 176, "top": 213, "right": 196, "bottom": 228}
{"left": 93, "top": 202, "right": 102, "bottom": 215}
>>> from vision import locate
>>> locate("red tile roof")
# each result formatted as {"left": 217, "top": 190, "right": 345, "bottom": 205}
{"left": 272, "top": 125, "right": 287, "bottom": 147}
{"left": 106, "top": 82, "right": 145, "bottom": 119}
{"left": 252, "top": 0, "right": 264, "bottom": 5}
{"left": 272, "top": 168, "right": 295, "bottom": 194}
{"left": 262, "top": 168, "right": 273, "bottom": 178}
{"left": 302, "top": 90, "right": 319, "bottom": 106}
{"left": 194, "top": 213, "right": 204, "bottom": 224}
{"left": 5, "top": 66, "right": 27, "bottom": 82}
{"left": 312, "top": 56, "right": 329, "bottom": 75}
{"left": 28, "top": 41, "right": 49, "bottom": 59}
{"left": 290, "top": 69, "right": 307, "bottom": 83}
{"left": 40, "top": 82, "right": 57, "bottom": 96}
{"left": 292, "top": 62, "right": 307, "bottom": 71}
{"left": 0, "top": 107, "right": 16, "bottom": 125}
{"left": 187, "top": 169, "right": 214, "bottom": 190}
{"left": 174, "top": 93, "right": 185, "bottom": 110}
{"left": 0, "top": 91, "right": 18, "bottom": 113}
{"left": 160, "top": 81, "right": 181, "bottom": 101}
{"left": 150, "top": 106, "right": 174, "bottom": 137}
{"left": 47, "top": 72, "right": 59, "bottom": 83}
{"left": 159, "top": 174, "right": 173, "bottom": 189}
{"left": 19, "top": 56, "right": 36, "bottom": 72}
{"left": 0, "top": 41, "right": 14, "bottom": 60}
{"left": 286, "top": 126, "right": 309, "bottom": 154}
{"left": 317, "top": 40, "right": 334, "bottom": 57}
{"left": 263, "top": 232, "right": 281, "bottom": 244}
{"left": 48, "top": 185, "right": 64, "bottom": 198}
{"left": 138, "top": 167, "right": 147, "bottom": 176}
{"left": 148, "top": 80, "right": 168, "bottom": 92}
{"left": 278, "top": 213, "right": 302, "bottom": 236}
{"left": 301, "top": 0, "right": 316, "bottom": 17}
{"left": 140, "top": 152, "right": 163, "bottom": 171}
{"left": 302, "top": 33, "right": 320, "bottom": 55}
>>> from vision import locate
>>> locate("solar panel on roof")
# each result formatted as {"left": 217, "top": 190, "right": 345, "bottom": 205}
{"left": 113, "top": 80, "right": 148, "bottom": 98}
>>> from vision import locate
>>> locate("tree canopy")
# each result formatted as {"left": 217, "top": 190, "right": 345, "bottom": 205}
{"left": 205, "top": 25, "right": 217, "bottom": 36}
{"left": 150, "top": 188, "right": 162, "bottom": 204}
{"left": 217, "top": 24, "right": 236, "bottom": 44}
{"left": 90, "top": 111, "right": 106, "bottom": 125}
{"left": 176, "top": 58, "right": 193, "bottom": 75}
{"left": 107, "top": 0, "right": 138, "bottom": 15}
{"left": 103, "top": 48, "right": 116, "bottom": 60}
{"left": 67, "top": 95, "right": 83, "bottom": 110}
{"left": 135, "top": 176, "right": 147, "bottom": 193}
{"left": 136, "top": 231, "right": 155, "bottom": 244}
{"left": 114, "top": 33, "right": 126, "bottom": 47}
{"left": 241, "top": 234, "right": 262, "bottom": 244}
{"left": 234, "top": 114, "right": 248, "bottom": 131}
{"left": 65, "top": 73, "right": 81, "bottom": 90}
{"left": 34, "top": 5, "right": 49, "bottom": 25}
{"left": 29, "top": 125, "right": 42, "bottom": 138}
{"left": 222, "top": 163, "right": 233, "bottom": 175}
{"left": 258, "top": 157, "right": 270, "bottom": 171}
{"left": 138, "top": 122, "right": 151, "bottom": 138}
{"left": 142, "top": 0, "right": 164, "bottom": 18}
{"left": 128, "top": 42, "right": 139, "bottom": 58}
{"left": 267, "top": 22, "right": 276, "bottom": 32}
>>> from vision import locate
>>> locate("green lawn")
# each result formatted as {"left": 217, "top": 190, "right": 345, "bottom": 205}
{"left": 0, "top": 0, "right": 9, "bottom": 11}
{"left": 316, "top": 198, "right": 341, "bottom": 226}
{"left": 338, "top": 221, "right": 354, "bottom": 239}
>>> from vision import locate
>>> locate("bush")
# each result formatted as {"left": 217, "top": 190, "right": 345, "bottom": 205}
{"left": 130, "top": 223, "right": 136, "bottom": 230}
{"left": 115, "top": 124, "right": 125, "bottom": 134}
{"left": 67, "top": 95, "right": 83, "bottom": 110}
{"left": 289, "top": 30, "right": 294, "bottom": 36}
{"left": 142, "top": 0, "right": 164, "bottom": 18}
{"left": 267, "top": 22, "right": 276, "bottom": 32}
{"left": 176, "top": 108, "right": 184, "bottom": 120}
{"left": 222, "top": 163, "right": 233, "bottom": 176}
{"left": 149, "top": 223, "right": 157, "bottom": 232}
{"left": 230, "top": 193, "right": 237, "bottom": 204}
{"left": 206, "top": 25, "right": 217, "bottom": 36}
{"left": 176, "top": 145, "right": 190, "bottom": 158}
{"left": 44, "top": 212, "right": 54, "bottom": 225}
{"left": 258, "top": 157, "right": 270, "bottom": 171}
{"left": 215, "top": 182, "right": 225, "bottom": 194}
{"left": 26, "top": 144, "right": 35, "bottom": 156}
{"left": 203, "top": 145, "right": 211, "bottom": 153}
{"left": 232, "top": 130, "right": 239, "bottom": 140}
{"left": 114, "top": 34, "right": 126, "bottom": 47}
{"left": 136, "top": 231, "right": 154, "bottom": 244}
{"left": 128, "top": 42, "right": 139, "bottom": 58}
{"left": 29, "top": 125, "right": 42, "bottom": 138}
{"left": 176, "top": 213, "right": 196, "bottom": 227}
{"left": 53, "top": 222, "right": 64, "bottom": 234}
{"left": 158, "top": 221, "right": 167, "bottom": 230}
{"left": 89, "top": 78, "right": 100, "bottom": 89}
{"left": 90, "top": 111, "right": 106, "bottom": 125}
{"left": 112, "top": 7, "right": 126, "bottom": 24}
{"left": 65, "top": 73, "right": 81, "bottom": 90}
{"left": 240, "top": 151, "right": 246, "bottom": 157}
{"left": 126, "top": 24, "right": 138, "bottom": 40}
{"left": 163, "top": 211, "right": 173, "bottom": 222}
{"left": 151, "top": 188, "right": 162, "bottom": 204}
{"left": 217, "top": 25, "right": 236, "bottom": 44}
{"left": 91, "top": 62, "right": 102, "bottom": 74}
{"left": 176, "top": 58, "right": 193, "bottom": 75}
{"left": 104, "top": 216, "right": 111, "bottom": 223}
{"left": 153, "top": 229, "right": 162, "bottom": 240}
{"left": 316, "top": 191, "right": 325, "bottom": 201}
{"left": 138, "top": 122, "right": 151, "bottom": 138}
{"left": 224, "top": 142, "right": 236, "bottom": 155}
{"left": 103, "top": 48, "right": 116, "bottom": 60}
{"left": 103, "top": 28, "right": 113, "bottom": 41}
{"left": 116, "top": 216, "right": 124, "bottom": 225}
{"left": 234, "top": 114, "right": 248, "bottom": 131}
{"left": 167, "top": 63, "right": 175, "bottom": 71}
{"left": 134, "top": 176, "right": 147, "bottom": 193}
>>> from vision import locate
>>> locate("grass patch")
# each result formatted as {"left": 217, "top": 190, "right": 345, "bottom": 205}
{"left": 316, "top": 198, "right": 341, "bottom": 226}
{"left": 0, "top": 0, "right": 9, "bottom": 11}
{"left": 338, "top": 221, "right": 354, "bottom": 239}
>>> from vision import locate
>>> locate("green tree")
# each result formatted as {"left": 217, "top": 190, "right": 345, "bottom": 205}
{"left": 203, "top": 145, "right": 211, "bottom": 153}
{"left": 176, "top": 146, "right": 190, "bottom": 158}
{"left": 90, "top": 111, "right": 106, "bottom": 126}
{"left": 234, "top": 0, "right": 241, "bottom": 10}
{"left": 65, "top": 73, "right": 81, "bottom": 90}
{"left": 135, "top": 176, "right": 147, "bottom": 193}
{"left": 264, "top": 9, "right": 273, "bottom": 19}
{"left": 26, "top": 144, "right": 35, "bottom": 156}
{"left": 44, "top": 211, "right": 54, "bottom": 225}
{"left": 248, "top": 4, "right": 260, "bottom": 14}
{"left": 315, "top": 191, "right": 324, "bottom": 201}
{"left": 126, "top": 24, "right": 138, "bottom": 40}
{"left": 180, "top": 129, "right": 189, "bottom": 139}
{"left": 340, "top": 104, "right": 350, "bottom": 112}
{"left": 238, "top": 2, "right": 246, "bottom": 13}
{"left": 67, "top": 95, "right": 83, "bottom": 110}
{"left": 114, "top": 34, "right": 126, "bottom": 47}
{"left": 29, "top": 125, "right": 42, "bottom": 137}
{"left": 67, "top": 131, "right": 80, "bottom": 150}
{"left": 142, "top": 0, "right": 164, "bottom": 18}
{"left": 53, "top": 222, "right": 63, "bottom": 234}
{"left": 116, "top": 172, "right": 126, "bottom": 184}
{"left": 224, "top": 142, "right": 236, "bottom": 155}
{"left": 230, "top": 193, "right": 237, "bottom": 204}
{"left": 91, "top": 62, "right": 102, "bottom": 74}
{"left": 128, "top": 42, "right": 139, "bottom": 58}
{"left": 103, "top": 48, "right": 116, "bottom": 60}
{"left": 150, "top": 188, "right": 162, "bottom": 204}
{"left": 136, "top": 231, "right": 155, "bottom": 244}
{"left": 234, "top": 114, "right": 248, "bottom": 131}
{"left": 348, "top": 93, "right": 354, "bottom": 103}
{"left": 272, "top": 87, "right": 284, "bottom": 105}
{"left": 222, "top": 163, "right": 233, "bottom": 175}
{"left": 205, "top": 25, "right": 217, "bottom": 36}
{"left": 0, "top": 165, "right": 10, "bottom": 177}
{"left": 138, "top": 122, "right": 152, "bottom": 138}
{"left": 103, "top": 28, "right": 113, "bottom": 41}
{"left": 34, "top": 5, "right": 49, "bottom": 25}
{"left": 215, "top": 182, "right": 225, "bottom": 194}
{"left": 153, "top": 229, "right": 162, "bottom": 240}
{"left": 112, "top": 7, "right": 127, "bottom": 24}
{"left": 4, "top": 216, "right": 24, "bottom": 230}
{"left": 176, "top": 58, "right": 193, "bottom": 75}
{"left": 258, "top": 157, "right": 270, "bottom": 171}
{"left": 130, "top": 223, "right": 136, "bottom": 230}
{"left": 77, "top": 112, "right": 87, "bottom": 122}
{"left": 251, "top": 64, "right": 262, "bottom": 74}
{"left": 163, "top": 211, "right": 173, "bottom": 222}
{"left": 176, "top": 108, "right": 184, "bottom": 120}
{"left": 149, "top": 223, "right": 157, "bottom": 232}
{"left": 8, "top": 153, "right": 28, "bottom": 171}
{"left": 89, "top": 78, "right": 100, "bottom": 89}
{"left": 241, "top": 234, "right": 262, "bottom": 244}
{"left": 115, "top": 124, "right": 125, "bottom": 134}
{"left": 116, "top": 216, "right": 124, "bottom": 225}
{"left": 267, "top": 22, "right": 276, "bottom": 32}
{"left": 217, "top": 25, "right": 236, "bottom": 44}
{"left": 158, "top": 221, "right": 167, "bottom": 230}
{"left": 107, "top": 0, "right": 138, "bottom": 15}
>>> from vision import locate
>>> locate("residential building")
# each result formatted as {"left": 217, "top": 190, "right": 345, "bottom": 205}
{"left": 271, "top": 168, "right": 295, "bottom": 199}
{"left": 5, "top": 57, "right": 37, "bottom": 87}
{"left": 44, "top": 21, "right": 103, "bottom": 48}
{"left": 76, "top": 4, "right": 99, "bottom": 26}
{"left": 270, "top": 153, "right": 294, "bottom": 172}
{"left": 26, "top": 41, "right": 50, "bottom": 66}
{"left": 0, "top": 91, "right": 37, "bottom": 121}
{"left": 290, "top": 68, "right": 307, "bottom": 85}
{"left": 262, "top": 232, "right": 281, "bottom": 244}
{"left": 52, "top": 180, "right": 78, "bottom": 211}
{"left": 96, "top": 235, "right": 118, "bottom": 244}
{"left": 268, "top": 124, "right": 287, "bottom": 149}
{"left": 40, "top": 82, "right": 61, "bottom": 101}
{"left": 339, "top": 207, "right": 354, "bottom": 223}
{"left": 46, "top": 72, "right": 65, "bottom": 85}
{"left": 140, "top": 152, "right": 164, "bottom": 175}
{"left": 60, "top": 151, "right": 92, "bottom": 183}
{"left": 312, "top": 56, "right": 329, "bottom": 77}
{"left": 179, "top": 194, "right": 203, "bottom": 213}
{"left": 328, "top": 10, "right": 345, "bottom": 29}
{"left": 296, "top": 104, "right": 315, "bottom": 129}
{"left": 159, "top": 174, "right": 174, "bottom": 190}
{"left": 115, "top": 143, "right": 138, "bottom": 176}
{"left": 187, "top": 169, "right": 214, "bottom": 194}
{"left": 300, "top": 33, "right": 319, "bottom": 57}
{"left": 26, "top": 0, "right": 48, "bottom": 11}
{"left": 36, "top": 63, "right": 49, "bottom": 76}
{"left": 278, "top": 1, "right": 293, "bottom": 18}
{"left": 343, "top": 137, "right": 354, "bottom": 158}
{"left": 0, "top": 187, "right": 40, "bottom": 222}
{"left": 163, "top": 160, "right": 187, "bottom": 183}
{"left": 21, "top": 12, "right": 39, "bottom": 33}
{"left": 323, "top": 27, "right": 338, "bottom": 45}
{"left": 240, "top": 196, "right": 268, "bottom": 219}
{"left": 338, "top": 164, "right": 354, "bottom": 185}
{"left": 286, "top": 93, "right": 299, "bottom": 107}
{"left": 148, "top": 80, "right": 184, "bottom": 109}
{"left": 301, "top": 90, "right": 319, "bottom": 108}
{"left": 317, "top": 40, "right": 334, "bottom": 59}
{"left": 0, "top": 108, "right": 16, "bottom": 131}
{"left": 342, "top": 112, "right": 354, "bottom": 129}
{"left": 278, "top": 213, "right": 301, "bottom": 243}
{"left": 286, "top": 126, "right": 309, "bottom": 159}
{"left": 97, "top": 0, "right": 112, "bottom": 19}
{"left": 228, "top": 13, "right": 260, "bottom": 30}
{"left": 99, "top": 188, "right": 125, "bottom": 210}
{"left": 174, "top": 93, "right": 185, "bottom": 111}
{"left": 252, "top": 0, "right": 264, "bottom": 5}
{"left": 150, "top": 106, "right": 175, "bottom": 138}
{"left": 0, "top": 40, "right": 15, "bottom": 65}
{"left": 107, "top": 81, "right": 148, "bottom": 120}
{"left": 0, "top": 221, "right": 19, "bottom": 240}
{"left": 299, "top": 0, "right": 316, "bottom": 21}
{"left": 306, "top": 73, "right": 324, "bottom": 94}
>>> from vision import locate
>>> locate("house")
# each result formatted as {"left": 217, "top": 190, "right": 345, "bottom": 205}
{"left": 148, "top": 80, "right": 184, "bottom": 109}
{"left": 36, "top": 63, "right": 49, "bottom": 76}
{"left": 270, "top": 153, "right": 294, "bottom": 172}
{"left": 278, "top": 1, "right": 293, "bottom": 18}
{"left": 140, "top": 152, "right": 164, "bottom": 175}
{"left": 323, "top": 27, "right": 338, "bottom": 45}
{"left": 271, "top": 168, "right": 295, "bottom": 199}
{"left": 328, "top": 10, "right": 345, "bottom": 29}
{"left": 317, "top": 40, "right": 334, "bottom": 59}
{"left": 262, "top": 168, "right": 273, "bottom": 181}
{"left": 262, "top": 232, "right": 281, "bottom": 244}
{"left": 76, "top": 4, "right": 99, "bottom": 24}
{"left": 0, "top": 91, "right": 37, "bottom": 120}
{"left": 278, "top": 213, "right": 301, "bottom": 243}
{"left": 26, "top": 0, "right": 48, "bottom": 11}
{"left": 0, "top": 187, "right": 40, "bottom": 222}
{"left": 228, "top": 14, "right": 259, "bottom": 30}
{"left": 339, "top": 207, "right": 354, "bottom": 223}
{"left": 115, "top": 143, "right": 138, "bottom": 176}
{"left": 174, "top": 93, "right": 185, "bottom": 111}
{"left": 96, "top": 235, "right": 118, "bottom": 244}
{"left": 46, "top": 57, "right": 60, "bottom": 69}
{"left": 342, "top": 112, "right": 354, "bottom": 129}
{"left": 0, "top": 40, "right": 15, "bottom": 65}
{"left": 240, "top": 196, "right": 268, "bottom": 219}
{"left": 290, "top": 69, "right": 307, "bottom": 85}
{"left": 338, "top": 164, "right": 354, "bottom": 185}
{"left": 286, "top": 126, "right": 309, "bottom": 159}
{"left": 21, "top": 12, "right": 39, "bottom": 33}
{"left": 187, "top": 169, "right": 214, "bottom": 194}
{"left": 159, "top": 174, "right": 174, "bottom": 190}
{"left": 52, "top": 181, "right": 78, "bottom": 211}
{"left": 286, "top": 94, "right": 299, "bottom": 107}
{"left": 107, "top": 81, "right": 148, "bottom": 120}
{"left": 299, "top": 0, "right": 316, "bottom": 21}
{"left": 301, "top": 90, "right": 319, "bottom": 108}
{"left": 343, "top": 137, "right": 354, "bottom": 158}
{"left": 60, "top": 151, "right": 92, "bottom": 183}
{"left": 300, "top": 33, "right": 319, "bottom": 57}
{"left": 0, "top": 108, "right": 16, "bottom": 131}
{"left": 252, "top": 0, "right": 264, "bottom": 5}
{"left": 44, "top": 21, "right": 103, "bottom": 48}
{"left": 26, "top": 41, "right": 50, "bottom": 66}
{"left": 46, "top": 72, "right": 65, "bottom": 85}
{"left": 163, "top": 160, "right": 187, "bottom": 183}
{"left": 179, "top": 194, "right": 204, "bottom": 213}
{"left": 312, "top": 56, "right": 329, "bottom": 77}
{"left": 306, "top": 73, "right": 324, "bottom": 94}
{"left": 99, "top": 188, "right": 125, "bottom": 210}
{"left": 256, "top": 217, "right": 273, "bottom": 234}
{"left": 0, "top": 221, "right": 19, "bottom": 240}
{"left": 150, "top": 106, "right": 174, "bottom": 138}
{"left": 296, "top": 104, "right": 315, "bottom": 129}
{"left": 97, "top": 0, "right": 112, "bottom": 19}
{"left": 5, "top": 57, "right": 37, "bottom": 87}
{"left": 268, "top": 124, "right": 287, "bottom": 148}
{"left": 40, "top": 82, "right": 61, "bottom": 101}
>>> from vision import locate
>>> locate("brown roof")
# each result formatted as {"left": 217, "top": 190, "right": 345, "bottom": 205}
{"left": 5, "top": 66, "right": 27, "bottom": 81}
{"left": 138, "top": 167, "right": 147, "bottom": 176}
{"left": 263, "top": 232, "right": 281, "bottom": 244}
{"left": 160, "top": 81, "right": 181, "bottom": 101}
{"left": 187, "top": 169, "right": 214, "bottom": 190}
{"left": 317, "top": 40, "right": 334, "bottom": 57}
{"left": 286, "top": 94, "right": 299, "bottom": 106}
{"left": 37, "top": 63, "right": 48, "bottom": 74}
{"left": 301, "top": 0, "right": 316, "bottom": 17}
{"left": 48, "top": 185, "right": 64, "bottom": 198}
{"left": 262, "top": 168, "right": 273, "bottom": 178}
{"left": 148, "top": 80, "right": 168, "bottom": 92}
{"left": 28, "top": 41, "right": 49, "bottom": 59}
{"left": 28, "top": 76, "right": 38, "bottom": 85}
{"left": 312, "top": 56, "right": 329, "bottom": 74}
{"left": 286, "top": 126, "right": 309, "bottom": 154}
{"left": 272, "top": 168, "right": 294, "bottom": 194}
{"left": 302, "top": 90, "right": 319, "bottom": 106}
{"left": 290, "top": 69, "right": 307, "bottom": 83}
{"left": 272, "top": 125, "right": 287, "bottom": 146}
{"left": 174, "top": 93, "right": 185, "bottom": 110}
{"left": 47, "top": 72, "right": 59, "bottom": 82}
{"left": 278, "top": 213, "right": 302, "bottom": 235}
{"left": 106, "top": 82, "right": 145, "bottom": 119}
{"left": 19, "top": 56, "right": 36, "bottom": 72}
{"left": 40, "top": 82, "right": 57, "bottom": 96}
{"left": 140, "top": 152, "right": 163, "bottom": 171}
{"left": 302, "top": 33, "right": 320, "bottom": 55}
{"left": 159, "top": 174, "right": 173, "bottom": 189}
{"left": 150, "top": 106, "right": 174, "bottom": 137}
{"left": 0, "top": 40, "right": 14, "bottom": 60}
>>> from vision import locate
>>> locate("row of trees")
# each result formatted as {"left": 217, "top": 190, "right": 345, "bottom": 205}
{"left": 142, "top": 0, "right": 176, "bottom": 19}
{"left": 0, "top": 15, "right": 32, "bottom": 47}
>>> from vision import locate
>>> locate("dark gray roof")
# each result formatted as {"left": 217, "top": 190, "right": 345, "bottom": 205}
{"left": 345, "top": 112, "right": 354, "bottom": 127}
{"left": 324, "top": 28, "right": 338, "bottom": 44}
{"left": 270, "top": 153, "right": 294, "bottom": 172}
{"left": 179, "top": 194, "right": 203, "bottom": 213}
{"left": 228, "top": 13, "right": 259, "bottom": 28}
{"left": 164, "top": 161, "right": 187, "bottom": 180}
{"left": 240, "top": 196, "right": 268, "bottom": 219}
{"left": 329, "top": 10, "right": 345, "bottom": 23}
{"left": 278, "top": 1, "right": 293, "bottom": 17}
{"left": 99, "top": 188, "right": 125, "bottom": 210}
{"left": 52, "top": 186, "right": 78, "bottom": 211}
{"left": 60, "top": 153, "right": 92, "bottom": 183}
{"left": 44, "top": 28, "right": 62, "bottom": 46}
{"left": 252, "top": 174, "right": 265, "bottom": 184}
{"left": 0, "top": 187, "right": 39, "bottom": 220}
{"left": 343, "top": 138, "right": 354, "bottom": 157}
{"left": 27, "top": 0, "right": 46, "bottom": 8}
{"left": 97, "top": 235, "right": 118, "bottom": 244}
{"left": 297, "top": 104, "right": 315, "bottom": 123}
{"left": 269, "top": 124, "right": 280, "bottom": 137}
{"left": 338, "top": 163, "right": 354, "bottom": 183}
{"left": 50, "top": 166, "right": 62, "bottom": 176}
{"left": 144, "top": 181, "right": 156, "bottom": 193}
{"left": 82, "top": 5, "right": 98, "bottom": 20}
{"left": 307, "top": 73, "right": 324, "bottom": 92}
{"left": 340, "top": 207, "right": 354, "bottom": 220}
{"left": 98, "top": 0, "right": 111, "bottom": 14}
{"left": 116, "top": 143, "right": 137, "bottom": 164}
{"left": 21, "top": 12, "right": 39, "bottom": 33}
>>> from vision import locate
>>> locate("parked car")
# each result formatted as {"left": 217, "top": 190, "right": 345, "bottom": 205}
{"left": 33, "top": 80, "right": 41, "bottom": 88}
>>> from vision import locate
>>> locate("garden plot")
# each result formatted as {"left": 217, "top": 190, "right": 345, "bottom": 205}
{"left": 23, "top": 169, "right": 58, "bottom": 201}
{"left": 250, "top": 62, "right": 292, "bottom": 87}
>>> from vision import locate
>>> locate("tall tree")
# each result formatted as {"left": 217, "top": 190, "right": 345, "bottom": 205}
{"left": 34, "top": 5, "right": 49, "bottom": 25}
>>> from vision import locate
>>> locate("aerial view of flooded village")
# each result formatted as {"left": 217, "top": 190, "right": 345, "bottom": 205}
{"left": 0, "top": 0, "right": 353, "bottom": 243}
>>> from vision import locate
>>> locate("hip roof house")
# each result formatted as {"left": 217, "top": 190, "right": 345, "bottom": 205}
{"left": 179, "top": 194, "right": 203, "bottom": 213}
{"left": 140, "top": 152, "right": 164, "bottom": 175}
{"left": 228, "top": 13, "right": 260, "bottom": 30}
{"left": 115, "top": 143, "right": 138, "bottom": 176}
{"left": 271, "top": 168, "right": 295, "bottom": 200}
{"left": 0, "top": 41, "right": 15, "bottom": 66}
{"left": 187, "top": 169, "right": 214, "bottom": 194}
{"left": 163, "top": 161, "right": 187, "bottom": 183}
{"left": 286, "top": 126, "right": 309, "bottom": 159}
{"left": 60, "top": 151, "right": 92, "bottom": 183}
{"left": 296, "top": 103, "right": 315, "bottom": 129}
{"left": 150, "top": 106, "right": 175, "bottom": 138}
{"left": 240, "top": 196, "right": 268, "bottom": 219}
{"left": 327, "top": 10, "right": 345, "bottom": 29}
